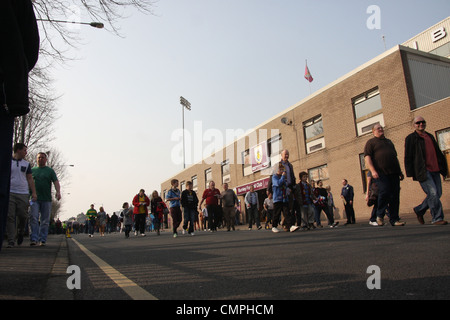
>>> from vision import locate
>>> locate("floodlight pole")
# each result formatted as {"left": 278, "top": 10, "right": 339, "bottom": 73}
{"left": 180, "top": 96, "right": 191, "bottom": 169}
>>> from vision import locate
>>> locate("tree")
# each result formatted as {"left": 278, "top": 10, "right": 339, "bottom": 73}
{"left": 34, "top": 0, "right": 155, "bottom": 62}
{"left": 16, "top": 0, "right": 155, "bottom": 218}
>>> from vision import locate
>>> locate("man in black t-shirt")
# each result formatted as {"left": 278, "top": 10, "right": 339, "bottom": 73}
{"left": 364, "top": 124, "right": 405, "bottom": 227}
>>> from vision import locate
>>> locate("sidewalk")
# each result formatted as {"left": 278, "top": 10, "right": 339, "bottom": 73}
{"left": 0, "top": 234, "right": 72, "bottom": 300}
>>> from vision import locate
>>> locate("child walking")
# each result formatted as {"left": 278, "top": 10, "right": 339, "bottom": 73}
{"left": 121, "top": 202, "right": 133, "bottom": 238}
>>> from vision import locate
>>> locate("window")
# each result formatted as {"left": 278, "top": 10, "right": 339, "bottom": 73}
{"left": 303, "top": 115, "right": 325, "bottom": 154}
{"left": 308, "top": 164, "right": 329, "bottom": 182}
{"left": 353, "top": 87, "right": 385, "bottom": 136}
{"left": 269, "top": 133, "right": 282, "bottom": 165}
{"left": 242, "top": 150, "right": 252, "bottom": 177}
{"left": 407, "top": 54, "right": 450, "bottom": 109}
{"left": 192, "top": 175, "right": 198, "bottom": 192}
{"left": 437, "top": 128, "right": 450, "bottom": 179}
{"left": 205, "top": 168, "right": 212, "bottom": 188}
{"left": 180, "top": 181, "right": 185, "bottom": 192}
{"left": 360, "top": 153, "right": 369, "bottom": 193}
{"left": 221, "top": 159, "right": 231, "bottom": 184}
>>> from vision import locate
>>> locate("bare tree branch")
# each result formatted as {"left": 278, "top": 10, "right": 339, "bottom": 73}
{"left": 16, "top": 1, "right": 156, "bottom": 219}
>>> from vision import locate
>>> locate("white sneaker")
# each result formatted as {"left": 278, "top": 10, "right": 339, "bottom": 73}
{"left": 290, "top": 226, "right": 300, "bottom": 232}
{"left": 272, "top": 227, "right": 280, "bottom": 233}
{"left": 369, "top": 221, "right": 378, "bottom": 226}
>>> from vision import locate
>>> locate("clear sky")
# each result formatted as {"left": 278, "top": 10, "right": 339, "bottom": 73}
{"left": 46, "top": 0, "right": 450, "bottom": 220}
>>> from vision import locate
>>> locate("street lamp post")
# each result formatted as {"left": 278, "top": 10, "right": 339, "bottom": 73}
{"left": 37, "top": 19, "right": 104, "bottom": 28}
{"left": 19, "top": 18, "right": 104, "bottom": 143}
{"left": 180, "top": 96, "right": 191, "bottom": 169}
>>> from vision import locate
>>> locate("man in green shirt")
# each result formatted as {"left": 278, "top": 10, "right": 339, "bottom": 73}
{"left": 86, "top": 204, "right": 97, "bottom": 237}
{"left": 30, "top": 152, "right": 61, "bottom": 246}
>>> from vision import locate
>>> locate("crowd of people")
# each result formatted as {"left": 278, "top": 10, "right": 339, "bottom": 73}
{"left": 88, "top": 117, "right": 447, "bottom": 239}
{"left": 1, "top": 1, "right": 448, "bottom": 252}
{"left": 3, "top": 116, "right": 448, "bottom": 248}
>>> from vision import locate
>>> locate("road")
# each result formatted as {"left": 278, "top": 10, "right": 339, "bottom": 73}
{"left": 66, "top": 219, "right": 450, "bottom": 301}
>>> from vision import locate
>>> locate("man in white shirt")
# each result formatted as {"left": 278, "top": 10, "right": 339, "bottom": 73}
{"left": 7, "top": 143, "right": 37, "bottom": 247}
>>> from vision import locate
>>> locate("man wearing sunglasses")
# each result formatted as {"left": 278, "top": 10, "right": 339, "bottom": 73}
{"left": 405, "top": 116, "right": 448, "bottom": 225}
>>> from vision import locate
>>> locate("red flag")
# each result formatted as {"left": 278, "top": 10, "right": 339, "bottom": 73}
{"left": 304, "top": 63, "right": 313, "bottom": 83}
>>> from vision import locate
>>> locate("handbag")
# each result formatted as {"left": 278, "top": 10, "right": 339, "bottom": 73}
{"left": 367, "top": 180, "right": 378, "bottom": 207}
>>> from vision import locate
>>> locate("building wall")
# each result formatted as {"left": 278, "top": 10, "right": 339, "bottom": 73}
{"left": 289, "top": 49, "right": 413, "bottom": 220}
{"left": 161, "top": 47, "right": 450, "bottom": 222}
{"left": 402, "top": 16, "right": 450, "bottom": 58}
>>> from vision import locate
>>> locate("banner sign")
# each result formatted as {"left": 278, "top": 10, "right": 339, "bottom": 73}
{"left": 236, "top": 177, "right": 270, "bottom": 196}
{"left": 251, "top": 141, "right": 270, "bottom": 173}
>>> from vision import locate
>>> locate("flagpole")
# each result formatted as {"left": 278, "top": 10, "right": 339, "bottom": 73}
{"left": 306, "top": 59, "right": 311, "bottom": 95}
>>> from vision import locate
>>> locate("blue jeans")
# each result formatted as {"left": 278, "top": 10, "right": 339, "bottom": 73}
{"left": 415, "top": 171, "right": 444, "bottom": 223}
{"left": 375, "top": 174, "right": 400, "bottom": 225}
{"left": 30, "top": 201, "right": 52, "bottom": 243}
{"left": 88, "top": 220, "right": 96, "bottom": 235}
{"left": 247, "top": 204, "right": 260, "bottom": 229}
{"left": 183, "top": 207, "right": 197, "bottom": 233}
{"left": 314, "top": 205, "right": 322, "bottom": 225}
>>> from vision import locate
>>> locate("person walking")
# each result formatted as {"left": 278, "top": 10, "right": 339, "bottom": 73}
{"left": 121, "top": 202, "right": 133, "bottom": 238}
{"left": 110, "top": 212, "right": 118, "bottom": 233}
{"left": 294, "top": 171, "right": 315, "bottom": 230}
{"left": 272, "top": 164, "right": 299, "bottom": 233}
{"left": 221, "top": 183, "right": 239, "bottom": 231}
{"left": 199, "top": 181, "right": 221, "bottom": 232}
{"left": 365, "top": 171, "right": 381, "bottom": 226}
{"left": 277, "top": 149, "right": 297, "bottom": 231}
{"left": 315, "top": 180, "right": 338, "bottom": 228}
{"left": 405, "top": 116, "right": 448, "bottom": 225}
{"left": 132, "top": 189, "right": 150, "bottom": 236}
{"left": 201, "top": 205, "right": 208, "bottom": 231}
{"left": 181, "top": 181, "right": 199, "bottom": 235}
{"left": 86, "top": 204, "right": 97, "bottom": 237}
{"left": 245, "top": 185, "right": 261, "bottom": 230}
{"left": 97, "top": 206, "right": 107, "bottom": 236}
{"left": 0, "top": 0, "right": 40, "bottom": 251}
{"left": 263, "top": 191, "right": 274, "bottom": 230}
{"left": 364, "top": 124, "right": 405, "bottom": 226}
{"left": 150, "top": 190, "right": 166, "bottom": 235}
{"left": 166, "top": 179, "right": 182, "bottom": 237}
{"left": 30, "top": 152, "right": 61, "bottom": 246}
{"left": 6, "top": 143, "right": 37, "bottom": 247}
{"left": 341, "top": 179, "right": 355, "bottom": 225}
{"left": 326, "top": 185, "right": 337, "bottom": 226}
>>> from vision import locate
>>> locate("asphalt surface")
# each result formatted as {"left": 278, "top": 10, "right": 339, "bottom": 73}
{"left": 1, "top": 212, "right": 449, "bottom": 304}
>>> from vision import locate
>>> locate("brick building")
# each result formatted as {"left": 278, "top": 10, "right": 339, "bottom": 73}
{"left": 402, "top": 16, "right": 450, "bottom": 58}
{"left": 161, "top": 21, "right": 450, "bottom": 225}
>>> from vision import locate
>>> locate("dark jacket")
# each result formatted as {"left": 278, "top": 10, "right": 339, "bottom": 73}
{"left": 404, "top": 131, "right": 448, "bottom": 182}
{"left": 341, "top": 184, "right": 354, "bottom": 202}
{"left": 181, "top": 189, "right": 199, "bottom": 209}
{"left": 279, "top": 160, "right": 296, "bottom": 189}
